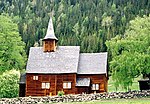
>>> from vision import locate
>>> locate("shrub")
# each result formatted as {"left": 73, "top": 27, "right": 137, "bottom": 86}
{"left": 0, "top": 69, "right": 20, "bottom": 98}
{"left": 58, "top": 91, "right": 64, "bottom": 96}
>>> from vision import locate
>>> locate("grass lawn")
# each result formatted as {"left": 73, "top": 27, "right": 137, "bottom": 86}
{"left": 108, "top": 76, "right": 140, "bottom": 92}
{"left": 54, "top": 98, "right": 150, "bottom": 104}
{"left": 43, "top": 98, "right": 150, "bottom": 104}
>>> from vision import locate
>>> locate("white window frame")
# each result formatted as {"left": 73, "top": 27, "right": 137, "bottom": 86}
{"left": 33, "top": 76, "right": 38, "bottom": 80}
{"left": 63, "top": 82, "right": 71, "bottom": 89}
{"left": 92, "top": 84, "right": 99, "bottom": 90}
{"left": 42, "top": 82, "right": 50, "bottom": 89}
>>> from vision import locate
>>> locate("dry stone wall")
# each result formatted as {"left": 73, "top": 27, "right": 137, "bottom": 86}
{"left": 0, "top": 90, "right": 150, "bottom": 104}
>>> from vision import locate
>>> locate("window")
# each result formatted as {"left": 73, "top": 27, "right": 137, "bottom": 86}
{"left": 33, "top": 76, "right": 38, "bottom": 80}
{"left": 63, "top": 82, "right": 71, "bottom": 89}
{"left": 42, "top": 83, "right": 50, "bottom": 89}
{"left": 92, "top": 84, "right": 99, "bottom": 90}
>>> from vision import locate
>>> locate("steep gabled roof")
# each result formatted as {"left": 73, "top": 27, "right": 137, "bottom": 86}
{"left": 77, "top": 53, "right": 107, "bottom": 74}
{"left": 43, "top": 17, "right": 58, "bottom": 40}
{"left": 26, "top": 46, "right": 107, "bottom": 75}
{"left": 26, "top": 46, "right": 80, "bottom": 74}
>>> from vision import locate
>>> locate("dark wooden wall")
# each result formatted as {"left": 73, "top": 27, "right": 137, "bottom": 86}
{"left": 43, "top": 40, "right": 56, "bottom": 52}
{"left": 77, "top": 74, "right": 108, "bottom": 93}
{"left": 26, "top": 73, "right": 108, "bottom": 96}
{"left": 76, "top": 87, "right": 90, "bottom": 94}
{"left": 26, "top": 73, "right": 76, "bottom": 96}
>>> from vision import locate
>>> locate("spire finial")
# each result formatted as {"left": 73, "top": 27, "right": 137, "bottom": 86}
{"left": 43, "top": 16, "right": 58, "bottom": 40}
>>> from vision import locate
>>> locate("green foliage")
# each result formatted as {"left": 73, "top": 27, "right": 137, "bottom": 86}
{"left": 58, "top": 91, "right": 64, "bottom": 96}
{"left": 0, "top": 14, "right": 26, "bottom": 72}
{"left": 0, "top": 69, "right": 20, "bottom": 98}
{"left": 108, "top": 76, "right": 139, "bottom": 92}
{"left": 106, "top": 15, "right": 150, "bottom": 90}
{"left": 1, "top": 0, "right": 150, "bottom": 53}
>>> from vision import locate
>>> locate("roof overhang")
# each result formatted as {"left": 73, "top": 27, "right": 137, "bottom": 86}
{"left": 76, "top": 78, "right": 90, "bottom": 87}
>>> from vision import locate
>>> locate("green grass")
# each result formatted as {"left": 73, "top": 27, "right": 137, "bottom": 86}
{"left": 47, "top": 98, "right": 150, "bottom": 104}
{"left": 108, "top": 76, "right": 140, "bottom": 92}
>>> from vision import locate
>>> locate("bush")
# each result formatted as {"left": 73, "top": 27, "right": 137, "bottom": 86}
{"left": 0, "top": 69, "right": 20, "bottom": 98}
{"left": 58, "top": 91, "right": 64, "bottom": 96}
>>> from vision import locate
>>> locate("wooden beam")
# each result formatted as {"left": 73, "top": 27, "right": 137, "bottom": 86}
{"left": 55, "top": 75, "right": 57, "bottom": 95}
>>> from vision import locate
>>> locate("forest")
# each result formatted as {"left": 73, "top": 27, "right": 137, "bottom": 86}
{"left": 1, "top": 0, "right": 150, "bottom": 54}
{"left": 0, "top": 0, "right": 150, "bottom": 98}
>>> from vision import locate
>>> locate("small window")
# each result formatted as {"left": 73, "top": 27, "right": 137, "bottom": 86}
{"left": 92, "top": 84, "right": 99, "bottom": 90}
{"left": 42, "top": 83, "right": 50, "bottom": 89}
{"left": 63, "top": 82, "right": 71, "bottom": 89}
{"left": 42, "top": 83, "right": 46, "bottom": 89}
{"left": 33, "top": 76, "right": 38, "bottom": 80}
{"left": 46, "top": 83, "right": 50, "bottom": 89}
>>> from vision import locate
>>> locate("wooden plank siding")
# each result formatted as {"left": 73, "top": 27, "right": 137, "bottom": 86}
{"left": 43, "top": 40, "right": 56, "bottom": 52}
{"left": 76, "top": 87, "right": 90, "bottom": 94}
{"left": 26, "top": 73, "right": 107, "bottom": 96}
{"left": 26, "top": 73, "right": 76, "bottom": 96}
{"left": 77, "top": 74, "right": 108, "bottom": 93}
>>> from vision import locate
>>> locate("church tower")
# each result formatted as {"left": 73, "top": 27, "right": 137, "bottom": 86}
{"left": 43, "top": 17, "right": 58, "bottom": 52}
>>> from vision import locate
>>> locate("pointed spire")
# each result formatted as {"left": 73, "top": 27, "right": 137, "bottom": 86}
{"left": 43, "top": 17, "right": 58, "bottom": 41}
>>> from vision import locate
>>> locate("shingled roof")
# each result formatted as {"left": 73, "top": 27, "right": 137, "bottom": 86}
{"left": 26, "top": 48, "right": 107, "bottom": 74}
{"left": 26, "top": 46, "right": 80, "bottom": 74}
{"left": 77, "top": 53, "right": 107, "bottom": 74}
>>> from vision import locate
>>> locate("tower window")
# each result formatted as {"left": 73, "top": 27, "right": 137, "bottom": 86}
{"left": 45, "top": 41, "right": 48, "bottom": 44}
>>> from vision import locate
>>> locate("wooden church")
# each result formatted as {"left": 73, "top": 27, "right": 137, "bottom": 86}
{"left": 19, "top": 17, "right": 108, "bottom": 97}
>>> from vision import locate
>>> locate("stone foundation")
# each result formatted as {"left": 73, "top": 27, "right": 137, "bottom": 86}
{"left": 0, "top": 90, "right": 150, "bottom": 104}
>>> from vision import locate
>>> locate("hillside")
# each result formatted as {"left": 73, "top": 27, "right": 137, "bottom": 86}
{"left": 1, "top": 0, "right": 150, "bottom": 54}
